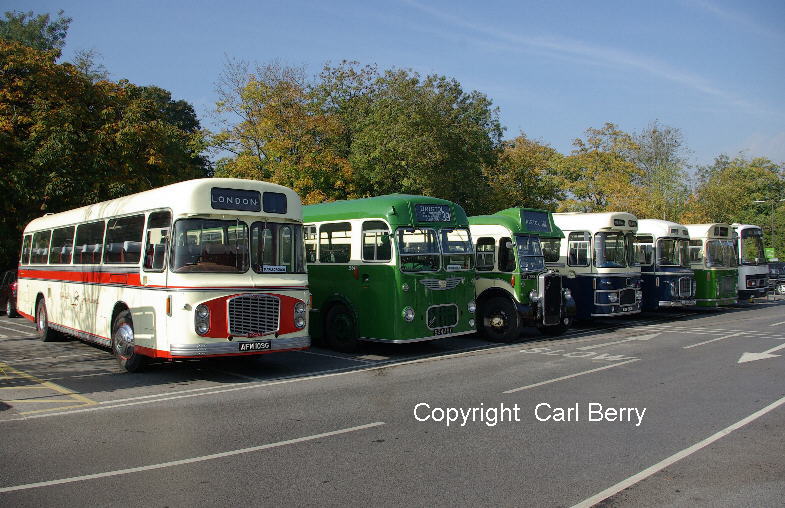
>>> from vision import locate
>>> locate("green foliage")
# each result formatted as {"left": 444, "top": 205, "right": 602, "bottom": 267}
{"left": 0, "top": 40, "right": 207, "bottom": 270}
{"left": 683, "top": 154, "right": 785, "bottom": 257}
{"left": 0, "top": 9, "right": 71, "bottom": 56}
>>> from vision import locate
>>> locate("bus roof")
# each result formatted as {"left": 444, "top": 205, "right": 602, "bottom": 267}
{"left": 552, "top": 212, "right": 638, "bottom": 233}
{"left": 731, "top": 223, "right": 762, "bottom": 232}
{"left": 685, "top": 223, "right": 733, "bottom": 239}
{"left": 303, "top": 194, "right": 469, "bottom": 227}
{"left": 469, "top": 208, "right": 564, "bottom": 238}
{"left": 636, "top": 219, "right": 690, "bottom": 239}
{"left": 23, "top": 178, "right": 302, "bottom": 233}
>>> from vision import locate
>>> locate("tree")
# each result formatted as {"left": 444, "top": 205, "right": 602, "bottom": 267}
{"left": 211, "top": 59, "right": 354, "bottom": 203}
{"left": 626, "top": 121, "right": 690, "bottom": 221}
{"left": 556, "top": 123, "right": 644, "bottom": 212}
{"left": 482, "top": 133, "right": 563, "bottom": 211}
{"left": 0, "top": 9, "right": 71, "bottom": 56}
{"left": 72, "top": 48, "right": 109, "bottom": 82}
{"left": 682, "top": 154, "right": 785, "bottom": 257}
{"left": 0, "top": 40, "right": 207, "bottom": 270}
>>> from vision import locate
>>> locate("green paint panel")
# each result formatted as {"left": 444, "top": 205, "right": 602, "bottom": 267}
{"left": 693, "top": 268, "right": 738, "bottom": 307}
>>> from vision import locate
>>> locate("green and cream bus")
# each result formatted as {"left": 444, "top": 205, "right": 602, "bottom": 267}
{"left": 469, "top": 208, "right": 575, "bottom": 342}
{"left": 685, "top": 223, "right": 738, "bottom": 307}
{"left": 17, "top": 178, "right": 310, "bottom": 372}
{"left": 303, "top": 195, "right": 476, "bottom": 352}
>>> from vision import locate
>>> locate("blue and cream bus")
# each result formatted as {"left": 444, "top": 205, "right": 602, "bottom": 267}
{"left": 551, "top": 212, "right": 642, "bottom": 320}
{"left": 634, "top": 219, "right": 696, "bottom": 311}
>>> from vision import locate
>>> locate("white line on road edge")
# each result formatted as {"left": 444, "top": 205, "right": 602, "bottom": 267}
{"left": 0, "top": 421, "right": 385, "bottom": 493}
{"left": 769, "top": 320, "right": 785, "bottom": 327}
{"left": 576, "top": 333, "right": 660, "bottom": 351}
{"left": 502, "top": 359, "right": 639, "bottom": 394}
{"left": 682, "top": 332, "right": 744, "bottom": 349}
{"left": 570, "top": 394, "right": 785, "bottom": 508}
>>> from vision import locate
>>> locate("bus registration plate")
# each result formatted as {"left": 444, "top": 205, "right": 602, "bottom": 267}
{"left": 432, "top": 327, "right": 453, "bottom": 336}
{"left": 238, "top": 341, "right": 271, "bottom": 351}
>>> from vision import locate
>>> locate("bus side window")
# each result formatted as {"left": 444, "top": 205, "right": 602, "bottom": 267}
{"left": 568, "top": 232, "right": 589, "bottom": 267}
{"left": 475, "top": 237, "right": 495, "bottom": 271}
{"left": 105, "top": 215, "right": 145, "bottom": 264}
{"left": 49, "top": 226, "right": 75, "bottom": 264}
{"left": 304, "top": 226, "right": 317, "bottom": 263}
{"left": 144, "top": 211, "right": 172, "bottom": 271}
{"left": 74, "top": 221, "right": 106, "bottom": 264}
{"left": 498, "top": 237, "right": 515, "bottom": 272}
{"left": 20, "top": 235, "right": 32, "bottom": 264}
{"left": 634, "top": 235, "right": 654, "bottom": 266}
{"left": 30, "top": 230, "right": 52, "bottom": 264}
{"left": 362, "top": 220, "right": 391, "bottom": 262}
{"left": 319, "top": 222, "right": 351, "bottom": 263}
{"left": 688, "top": 240, "right": 703, "bottom": 264}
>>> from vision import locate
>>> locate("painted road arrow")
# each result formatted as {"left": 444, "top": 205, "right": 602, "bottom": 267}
{"left": 738, "top": 343, "right": 785, "bottom": 364}
{"left": 576, "top": 333, "right": 660, "bottom": 351}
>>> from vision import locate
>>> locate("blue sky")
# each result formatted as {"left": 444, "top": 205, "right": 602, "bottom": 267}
{"left": 12, "top": 0, "right": 785, "bottom": 167}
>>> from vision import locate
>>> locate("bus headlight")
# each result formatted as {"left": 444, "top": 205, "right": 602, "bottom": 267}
{"left": 402, "top": 283, "right": 410, "bottom": 292}
{"left": 294, "top": 301, "right": 307, "bottom": 329}
{"left": 468, "top": 300, "right": 476, "bottom": 313}
{"left": 607, "top": 293, "right": 619, "bottom": 303}
{"left": 195, "top": 304, "right": 210, "bottom": 336}
{"left": 529, "top": 290, "right": 540, "bottom": 303}
{"left": 402, "top": 306, "right": 415, "bottom": 322}
{"left": 635, "top": 289, "right": 643, "bottom": 300}
{"left": 563, "top": 288, "right": 572, "bottom": 299}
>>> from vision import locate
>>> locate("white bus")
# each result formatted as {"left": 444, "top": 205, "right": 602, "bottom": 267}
{"left": 17, "top": 178, "right": 310, "bottom": 372}
{"left": 551, "top": 212, "right": 642, "bottom": 320}
{"left": 731, "top": 223, "right": 769, "bottom": 300}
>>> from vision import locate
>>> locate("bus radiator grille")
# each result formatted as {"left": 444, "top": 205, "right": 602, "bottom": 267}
{"left": 720, "top": 276, "right": 736, "bottom": 295}
{"left": 678, "top": 277, "right": 692, "bottom": 296}
{"left": 426, "top": 304, "right": 458, "bottom": 329}
{"left": 543, "top": 274, "right": 562, "bottom": 324}
{"left": 619, "top": 288, "right": 636, "bottom": 305}
{"left": 419, "top": 278, "right": 464, "bottom": 290}
{"left": 228, "top": 294, "right": 280, "bottom": 336}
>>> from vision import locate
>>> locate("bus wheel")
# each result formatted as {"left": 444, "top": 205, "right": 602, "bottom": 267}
{"left": 325, "top": 304, "right": 358, "bottom": 353}
{"left": 480, "top": 297, "right": 519, "bottom": 343}
{"left": 112, "top": 310, "right": 146, "bottom": 373}
{"left": 35, "top": 299, "right": 58, "bottom": 342}
{"left": 6, "top": 300, "right": 18, "bottom": 318}
{"left": 777, "top": 283, "right": 785, "bottom": 295}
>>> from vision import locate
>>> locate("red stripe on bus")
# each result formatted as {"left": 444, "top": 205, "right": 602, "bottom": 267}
{"left": 133, "top": 344, "right": 309, "bottom": 359}
{"left": 19, "top": 268, "right": 141, "bottom": 286}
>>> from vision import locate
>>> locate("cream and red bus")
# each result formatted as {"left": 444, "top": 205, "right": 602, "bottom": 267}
{"left": 17, "top": 178, "right": 310, "bottom": 372}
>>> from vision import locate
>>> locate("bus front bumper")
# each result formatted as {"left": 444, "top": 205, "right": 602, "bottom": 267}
{"left": 169, "top": 335, "right": 310, "bottom": 357}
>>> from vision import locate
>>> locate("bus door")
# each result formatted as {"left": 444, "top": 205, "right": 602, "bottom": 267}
{"left": 140, "top": 211, "right": 172, "bottom": 343}
{"left": 358, "top": 221, "right": 393, "bottom": 338}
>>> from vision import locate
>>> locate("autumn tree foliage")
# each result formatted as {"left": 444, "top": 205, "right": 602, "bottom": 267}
{"left": 212, "top": 60, "right": 503, "bottom": 214}
{"left": 0, "top": 40, "right": 207, "bottom": 269}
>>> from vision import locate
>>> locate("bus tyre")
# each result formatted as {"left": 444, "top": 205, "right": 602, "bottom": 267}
{"left": 35, "top": 299, "right": 58, "bottom": 342}
{"left": 325, "top": 304, "right": 358, "bottom": 353}
{"left": 480, "top": 297, "right": 519, "bottom": 343}
{"left": 777, "top": 282, "right": 785, "bottom": 296}
{"left": 6, "top": 300, "right": 18, "bottom": 318}
{"left": 112, "top": 310, "right": 146, "bottom": 373}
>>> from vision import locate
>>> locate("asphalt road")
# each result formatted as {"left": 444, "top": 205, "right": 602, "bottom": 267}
{"left": 1, "top": 297, "right": 784, "bottom": 507}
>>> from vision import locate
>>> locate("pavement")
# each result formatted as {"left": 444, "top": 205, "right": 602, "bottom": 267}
{"left": 0, "top": 297, "right": 783, "bottom": 507}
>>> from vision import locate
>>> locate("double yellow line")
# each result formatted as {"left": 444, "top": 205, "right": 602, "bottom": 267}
{"left": 0, "top": 362, "right": 97, "bottom": 415}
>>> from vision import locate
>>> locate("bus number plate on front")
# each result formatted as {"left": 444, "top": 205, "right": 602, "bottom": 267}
{"left": 238, "top": 341, "right": 271, "bottom": 351}
{"left": 432, "top": 327, "right": 452, "bottom": 336}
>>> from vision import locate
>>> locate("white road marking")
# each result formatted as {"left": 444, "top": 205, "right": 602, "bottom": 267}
{"left": 503, "top": 359, "right": 639, "bottom": 394}
{"left": 576, "top": 333, "right": 659, "bottom": 351}
{"left": 737, "top": 342, "right": 785, "bottom": 363}
{"left": 571, "top": 394, "right": 785, "bottom": 508}
{"left": 0, "top": 321, "right": 36, "bottom": 332}
{"left": 682, "top": 332, "right": 745, "bottom": 349}
{"left": 769, "top": 320, "right": 785, "bottom": 327}
{"left": 0, "top": 421, "right": 385, "bottom": 493}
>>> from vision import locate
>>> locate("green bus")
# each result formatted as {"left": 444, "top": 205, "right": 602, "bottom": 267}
{"left": 303, "top": 195, "right": 476, "bottom": 352}
{"left": 469, "top": 208, "right": 575, "bottom": 342}
{"left": 685, "top": 223, "right": 738, "bottom": 307}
